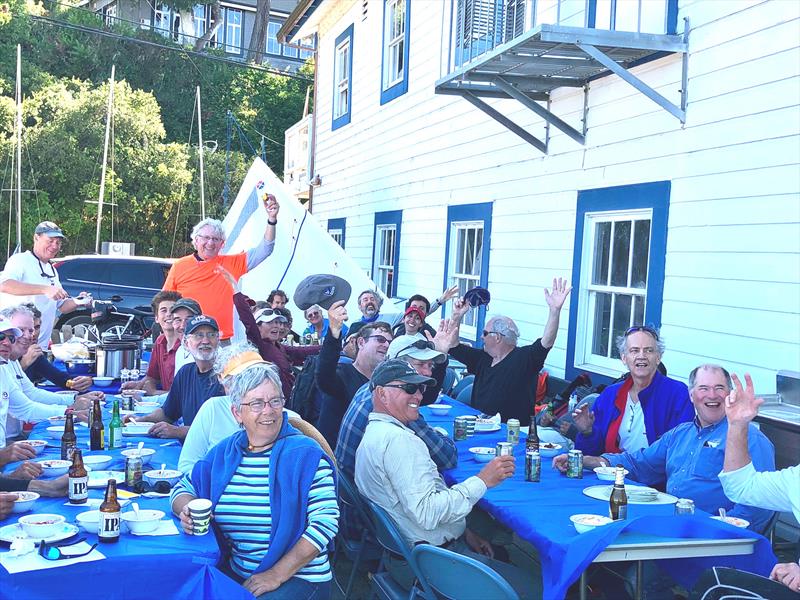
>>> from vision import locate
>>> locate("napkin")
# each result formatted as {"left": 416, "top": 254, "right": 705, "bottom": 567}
{"left": 0, "top": 542, "right": 105, "bottom": 574}
{"left": 63, "top": 498, "right": 130, "bottom": 508}
{"left": 127, "top": 520, "right": 180, "bottom": 536}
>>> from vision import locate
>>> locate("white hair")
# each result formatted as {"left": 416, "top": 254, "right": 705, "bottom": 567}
{"left": 228, "top": 363, "right": 283, "bottom": 409}
{"left": 191, "top": 218, "right": 225, "bottom": 242}
{"left": 488, "top": 315, "right": 519, "bottom": 346}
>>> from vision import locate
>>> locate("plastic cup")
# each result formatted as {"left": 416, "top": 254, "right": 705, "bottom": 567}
{"left": 462, "top": 415, "right": 477, "bottom": 437}
{"left": 187, "top": 498, "right": 212, "bottom": 536}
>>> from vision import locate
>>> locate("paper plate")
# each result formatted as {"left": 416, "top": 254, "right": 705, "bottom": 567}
{"left": 87, "top": 470, "right": 125, "bottom": 489}
{"left": 474, "top": 424, "right": 501, "bottom": 433}
{"left": 0, "top": 522, "right": 79, "bottom": 545}
{"left": 582, "top": 484, "right": 678, "bottom": 505}
{"left": 122, "top": 425, "right": 151, "bottom": 436}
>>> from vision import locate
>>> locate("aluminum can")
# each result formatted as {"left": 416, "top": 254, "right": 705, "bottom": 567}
{"left": 495, "top": 442, "right": 513, "bottom": 457}
{"left": 525, "top": 451, "right": 540, "bottom": 482}
{"left": 674, "top": 498, "right": 695, "bottom": 516}
{"left": 125, "top": 455, "right": 143, "bottom": 488}
{"left": 567, "top": 449, "right": 584, "bottom": 479}
{"left": 453, "top": 417, "right": 468, "bottom": 441}
{"left": 506, "top": 419, "right": 520, "bottom": 445}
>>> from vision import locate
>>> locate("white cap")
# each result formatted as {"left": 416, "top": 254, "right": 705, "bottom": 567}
{"left": 0, "top": 316, "right": 23, "bottom": 338}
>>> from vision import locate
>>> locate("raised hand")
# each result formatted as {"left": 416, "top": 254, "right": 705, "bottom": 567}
{"left": 451, "top": 297, "right": 470, "bottom": 323}
{"left": 432, "top": 318, "right": 460, "bottom": 352}
{"left": 572, "top": 402, "right": 595, "bottom": 435}
{"left": 544, "top": 277, "right": 572, "bottom": 312}
{"left": 264, "top": 194, "right": 279, "bottom": 221}
{"left": 438, "top": 285, "right": 460, "bottom": 305}
{"left": 327, "top": 300, "right": 349, "bottom": 338}
{"left": 725, "top": 373, "right": 762, "bottom": 426}
{"left": 214, "top": 265, "right": 239, "bottom": 291}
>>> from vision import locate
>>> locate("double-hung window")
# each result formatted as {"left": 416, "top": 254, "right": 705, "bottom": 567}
{"left": 332, "top": 25, "right": 353, "bottom": 130}
{"left": 380, "top": 0, "right": 410, "bottom": 104}
{"left": 224, "top": 8, "right": 242, "bottom": 55}
{"left": 193, "top": 5, "right": 208, "bottom": 38}
{"left": 266, "top": 21, "right": 281, "bottom": 55}
{"left": 372, "top": 211, "right": 402, "bottom": 297}
{"left": 154, "top": 4, "right": 172, "bottom": 36}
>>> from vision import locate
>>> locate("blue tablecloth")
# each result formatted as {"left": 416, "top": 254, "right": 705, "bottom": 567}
{"left": 0, "top": 399, "right": 253, "bottom": 600}
{"left": 421, "top": 400, "right": 777, "bottom": 600}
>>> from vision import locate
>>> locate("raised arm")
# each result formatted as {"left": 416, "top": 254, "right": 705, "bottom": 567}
{"left": 723, "top": 373, "right": 761, "bottom": 473}
{"left": 245, "top": 195, "right": 279, "bottom": 270}
{"left": 541, "top": 277, "right": 571, "bottom": 349}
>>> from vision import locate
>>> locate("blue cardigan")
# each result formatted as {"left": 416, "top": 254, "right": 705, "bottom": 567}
{"left": 189, "top": 414, "right": 335, "bottom": 575}
{"left": 575, "top": 371, "right": 694, "bottom": 455}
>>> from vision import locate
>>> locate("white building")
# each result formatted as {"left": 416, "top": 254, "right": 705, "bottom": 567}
{"left": 279, "top": 0, "right": 800, "bottom": 394}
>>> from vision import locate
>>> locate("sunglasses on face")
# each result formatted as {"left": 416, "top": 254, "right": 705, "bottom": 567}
{"left": 133, "top": 480, "right": 172, "bottom": 494}
{"left": 382, "top": 382, "right": 427, "bottom": 395}
{"left": 0, "top": 332, "right": 17, "bottom": 343}
{"left": 482, "top": 330, "right": 505, "bottom": 338}
{"left": 625, "top": 326, "right": 659, "bottom": 341}
{"left": 368, "top": 335, "right": 391, "bottom": 345}
{"left": 39, "top": 538, "right": 97, "bottom": 561}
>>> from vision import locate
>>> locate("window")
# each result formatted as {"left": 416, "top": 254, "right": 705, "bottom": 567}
{"left": 153, "top": 4, "right": 172, "bottom": 36}
{"left": 444, "top": 203, "right": 492, "bottom": 343}
{"left": 565, "top": 181, "right": 670, "bottom": 381}
{"left": 327, "top": 218, "right": 346, "bottom": 249}
{"left": 332, "top": 24, "right": 354, "bottom": 130}
{"left": 380, "top": 0, "right": 410, "bottom": 104}
{"left": 266, "top": 21, "right": 281, "bottom": 55}
{"left": 372, "top": 211, "right": 402, "bottom": 297}
{"left": 101, "top": 2, "right": 117, "bottom": 27}
{"left": 299, "top": 36, "right": 315, "bottom": 59}
{"left": 193, "top": 5, "right": 208, "bottom": 38}
{"left": 224, "top": 8, "right": 242, "bottom": 55}
{"left": 282, "top": 42, "right": 299, "bottom": 58}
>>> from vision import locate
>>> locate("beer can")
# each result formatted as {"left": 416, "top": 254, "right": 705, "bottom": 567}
{"left": 453, "top": 417, "right": 468, "bottom": 441}
{"left": 495, "top": 442, "right": 513, "bottom": 457}
{"left": 525, "top": 451, "right": 540, "bottom": 482}
{"left": 125, "top": 456, "right": 143, "bottom": 488}
{"left": 507, "top": 419, "right": 520, "bottom": 445}
{"left": 567, "top": 449, "right": 584, "bottom": 479}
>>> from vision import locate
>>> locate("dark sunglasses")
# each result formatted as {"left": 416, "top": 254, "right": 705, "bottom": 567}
{"left": 368, "top": 335, "right": 392, "bottom": 345}
{"left": 625, "top": 326, "right": 659, "bottom": 341}
{"left": 39, "top": 537, "right": 97, "bottom": 561}
{"left": 133, "top": 480, "right": 172, "bottom": 494}
{"left": 397, "top": 339, "right": 436, "bottom": 356}
{"left": 382, "top": 382, "right": 427, "bottom": 395}
{"left": 482, "top": 330, "right": 505, "bottom": 338}
{"left": 0, "top": 332, "right": 17, "bottom": 343}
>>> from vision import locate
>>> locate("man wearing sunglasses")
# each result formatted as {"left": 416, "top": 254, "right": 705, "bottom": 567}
{"left": 0, "top": 221, "right": 90, "bottom": 349}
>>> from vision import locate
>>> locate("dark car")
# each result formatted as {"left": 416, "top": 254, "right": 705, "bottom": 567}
{"left": 54, "top": 255, "right": 173, "bottom": 330}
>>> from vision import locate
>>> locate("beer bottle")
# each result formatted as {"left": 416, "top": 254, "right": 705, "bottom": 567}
{"left": 90, "top": 398, "right": 104, "bottom": 451}
{"left": 609, "top": 464, "right": 628, "bottom": 521}
{"left": 68, "top": 449, "right": 89, "bottom": 505}
{"left": 60, "top": 411, "right": 77, "bottom": 461}
{"left": 98, "top": 479, "right": 121, "bottom": 543}
{"left": 525, "top": 414, "right": 540, "bottom": 452}
{"left": 109, "top": 398, "right": 122, "bottom": 449}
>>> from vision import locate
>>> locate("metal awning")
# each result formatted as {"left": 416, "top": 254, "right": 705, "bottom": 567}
{"left": 435, "top": 23, "right": 689, "bottom": 153}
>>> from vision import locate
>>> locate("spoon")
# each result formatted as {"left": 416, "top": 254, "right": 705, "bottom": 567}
{"left": 160, "top": 463, "right": 166, "bottom": 476}
{"left": 719, "top": 507, "right": 727, "bottom": 520}
{"left": 128, "top": 417, "right": 138, "bottom": 426}
{"left": 136, "top": 441, "right": 144, "bottom": 457}
{"left": 132, "top": 502, "right": 141, "bottom": 521}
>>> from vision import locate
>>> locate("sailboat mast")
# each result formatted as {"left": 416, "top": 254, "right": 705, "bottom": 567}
{"left": 95, "top": 64, "right": 115, "bottom": 254}
{"left": 196, "top": 86, "right": 206, "bottom": 220}
{"left": 15, "top": 45, "right": 22, "bottom": 252}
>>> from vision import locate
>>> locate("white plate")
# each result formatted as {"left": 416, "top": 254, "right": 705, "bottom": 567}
{"left": 474, "top": 424, "right": 501, "bottom": 433}
{"left": 65, "top": 497, "right": 129, "bottom": 509}
{"left": 0, "top": 522, "right": 79, "bottom": 545}
{"left": 582, "top": 484, "right": 678, "bottom": 505}
{"left": 87, "top": 470, "right": 125, "bottom": 488}
{"left": 122, "top": 425, "right": 151, "bottom": 436}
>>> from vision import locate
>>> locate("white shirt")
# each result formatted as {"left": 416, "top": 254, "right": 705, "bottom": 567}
{"left": 618, "top": 394, "right": 649, "bottom": 453}
{"left": 0, "top": 361, "right": 66, "bottom": 446}
{"left": 0, "top": 251, "right": 64, "bottom": 349}
{"left": 173, "top": 344, "right": 195, "bottom": 375}
{"left": 4, "top": 360, "right": 73, "bottom": 439}
{"left": 719, "top": 462, "right": 800, "bottom": 523}
{"left": 355, "top": 412, "right": 486, "bottom": 546}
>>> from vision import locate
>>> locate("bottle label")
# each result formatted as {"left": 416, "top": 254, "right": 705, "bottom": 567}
{"left": 69, "top": 476, "right": 89, "bottom": 502}
{"left": 61, "top": 443, "right": 76, "bottom": 462}
{"left": 99, "top": 512, "right": 121, "bottom": 538}
{"left": 110, "top": 425, "right": 122, "bottom": 449}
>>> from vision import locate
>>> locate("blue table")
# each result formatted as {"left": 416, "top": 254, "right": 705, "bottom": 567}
{"left": 0, "top": 398, "right": 252, "bottom": 600}
{"left": 420, "top": 400, "right": 776, "bottom": 600}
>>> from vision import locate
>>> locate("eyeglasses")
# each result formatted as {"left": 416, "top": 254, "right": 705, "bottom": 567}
{"left": 368, "top": 335, "right": 392, "bottom": 345}
{"left": 195, "top": 234, "right": 223, "bottom": 244}
{"left": 189, "top": 331, "right": 219, "bottom": 340}
{"left": 39, "top": 538, "right": 97, "bottom": 561}
{"left": 625, "top": 326, "right": 659, "bottom": 341}
{"left": 0, "top": 332, "right": 17, "bottom": 344}
{"left": 482, "top": 330, "right": 505, "bottom": 338}
{"left": 240, "top": 397, "right": 285, "bottom": 412}
{"left": 132, "top": 480, "right": 173, "bottom": 494}
{"left": 306, "top": 312, "right": 321, "bottom": 319}
{"left": 397, "top": 339, "right": 435, "bottom": 355}
{"left": 382, "top": 382, "right": 427, "bottom": 395}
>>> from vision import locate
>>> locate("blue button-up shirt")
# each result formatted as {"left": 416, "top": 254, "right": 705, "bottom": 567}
{"left": 602, "top": 418, "right": 775, "bottom": 533}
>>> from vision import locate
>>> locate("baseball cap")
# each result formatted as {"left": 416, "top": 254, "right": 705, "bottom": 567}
{"left": 388, "top": 334, "right": 446, "bottom": 364}
{"left": 294, "top": 274, "right": 352, "bottom": 310}
{"left": 370, "top": 358, "right": 436, "bottom": 390}
{"left": 221, "top": 350, "right": 270, "bottom": 379}
{"left": 0, "top": 316, "right": 23, "bottom": 337}
{"left": 184, "top": 315, "right": 219, "bottom": 335}
{"left": 34, "top": 221, "right": 65, "bottom": 238}
{"left": 464, "top": 286, "right": 491, "bottom": 308}
{"left": 170, "top": 298, "right": 202, "bottom": 316}
{"left": 404, "top": 306, "right": 426, "bottom": 321}
{"left": 254, "top": 308, "right": 288, "bottom": 324}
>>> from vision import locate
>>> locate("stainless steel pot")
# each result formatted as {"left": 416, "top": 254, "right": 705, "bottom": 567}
{"left": 95, "top": 344, "right": 141, "bottom": 378}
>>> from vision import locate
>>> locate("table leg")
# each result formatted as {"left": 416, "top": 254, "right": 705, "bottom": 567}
{"left": 580, "top": 570, "right": 587, "bottom": 600}
{"left": 635, "top": 560, "right": 643, "bottom": 600}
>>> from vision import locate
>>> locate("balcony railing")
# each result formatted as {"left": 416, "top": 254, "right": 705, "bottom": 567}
{"left": 450, "top": 0, "right": 678, "bottom": 71}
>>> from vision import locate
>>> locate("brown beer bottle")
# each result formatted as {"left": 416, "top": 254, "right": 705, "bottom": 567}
{"left": 98, "top": 479, "right": 121, "bottom": 543}
{"left": 525, "top": 414, "right": 540, "bottom": 452}
{"left": 609, "top": 465, "right": 628, "bottom": 521}
{"left": 68, "top": 449, "right": 89, "bottom": 505}
{"left": 90, "top": 398, "right": 104, "bottom": 451}
{"left": 60, "top": 411, "right": 77, "bottom": 461}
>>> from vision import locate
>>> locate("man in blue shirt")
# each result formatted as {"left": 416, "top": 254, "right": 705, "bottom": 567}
{"left": 554, "top": 364, "right": 776, "bottom": 533}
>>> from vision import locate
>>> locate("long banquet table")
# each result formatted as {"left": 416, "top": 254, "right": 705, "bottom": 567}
{"left": 0, "top": 397, "right": 253, "bottom": 600}
{"left": 420, "top": 400, "right": 777, "bottom": 600}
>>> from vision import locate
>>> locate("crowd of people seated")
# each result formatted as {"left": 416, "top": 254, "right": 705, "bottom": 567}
{"left": 0, "top": 210, "right": 796, "bottom": 600}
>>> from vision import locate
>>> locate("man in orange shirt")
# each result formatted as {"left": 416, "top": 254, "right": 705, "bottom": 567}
{"left": 163, "top": 195, "right": 279, "bottom": 340}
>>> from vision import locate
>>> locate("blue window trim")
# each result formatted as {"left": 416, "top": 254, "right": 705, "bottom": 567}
{"left": 372, "top": 210, "right": 403, "bottom": 297}
{"left": 442, "top": 202, "right": 493, "bottom": 347}
{"left": 327, "top": 217, "right": 346, "bottom": 249}
{"left": 379, "top": 0, "right": 410, "bottom": 105}
{"left": 564, "top": 181, "right": 670, "bottom": 385}
{"left": 332, "top": 24, "right": 354, "bottom": 130}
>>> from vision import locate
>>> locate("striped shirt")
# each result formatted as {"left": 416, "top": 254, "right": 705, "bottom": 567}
{"left": 172, "top": 449, "right": 338, "bottom": 581}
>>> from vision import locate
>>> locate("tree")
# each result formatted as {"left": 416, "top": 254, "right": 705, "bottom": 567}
{"left": 246, "top": 0, "right": 270, "bottom": 64}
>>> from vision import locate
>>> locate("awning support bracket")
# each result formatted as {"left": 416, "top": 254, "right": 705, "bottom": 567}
{"left": 460, "top": 91, "right": 548, "bottom": 153}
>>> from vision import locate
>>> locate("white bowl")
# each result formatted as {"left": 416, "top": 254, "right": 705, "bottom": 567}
{"left": 428, "top": 404, "right": 452, "bottom": 416}
{"left": 21, "top": 440, "right": 48, "bottom": 456}
{"left": 123, "top": 424, "right": 152, "bottom": 436}
{"left": 83, "top": 455, "right": 114, "bottom": 470}
{"left": 121, "top": 447, "right": 156, "bottom": 465}
{"left": 570, "top": 513, "right": 613, "bottom": 534}
{"left": 143, "top": 469, "right": 182, "bottom": 487}
{"left": 593, "top": 466, "right": 630, "bottom": 482}
{"left": 93, "top": 377, "right": 114, "bottom": 388}
{"left": 47, "top": 415, "right": 68, "bottom": 425}
{"left": 45, "top": 426, "right": 66, "bottom": 440}
{"left": 18, "top": 513, "right": 66, "bottom": 539}
{"left": 711, "top": 515, "right": 749, "bottom": 528}
{"left": 538, "top": 442, "right": 563, "bottom": 458}
{"left": 121, "top": 509, "right": 165, "bottom": 534}
{"left": 76, "top": 510, "right": 100, "bottom": 533}
{"left": 37, "top": 459, "right": 71, "bottom": 477}
{"left": 134, "top": 402, "right": 159, "bottom": 415}
{"left": 469, "top": 447, "right": 496, "bottom": 463}
{"left": 12, "top": 491, "right": 40, "bottom": 513}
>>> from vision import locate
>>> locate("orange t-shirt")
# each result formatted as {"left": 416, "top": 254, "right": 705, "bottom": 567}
{"left": 163, "top": 252, "right": 248, "bottom": 339}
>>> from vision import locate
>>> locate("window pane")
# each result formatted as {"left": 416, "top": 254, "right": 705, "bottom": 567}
{"left": 267, "top": 21, "right": 280, "bottom": 54}
{"left": 633, "top": 295, "right": 645, "bottom": 326}
{"left": 591, "top": 292, "right": 612, "bottom": 357}
{"left": 631, "top": 219, "right": 650, "bottom": 288}
{"left": 472, "top": 227, "right": 483, "bottom": 276}
{"left": 592, "top": 221, "right": 611, "bottom": 285}
{"left": 610, "top": 220, "right": 631, "bottom": 287}
{"left": 610, "top": 294, "right": 632, "bottom": 358}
